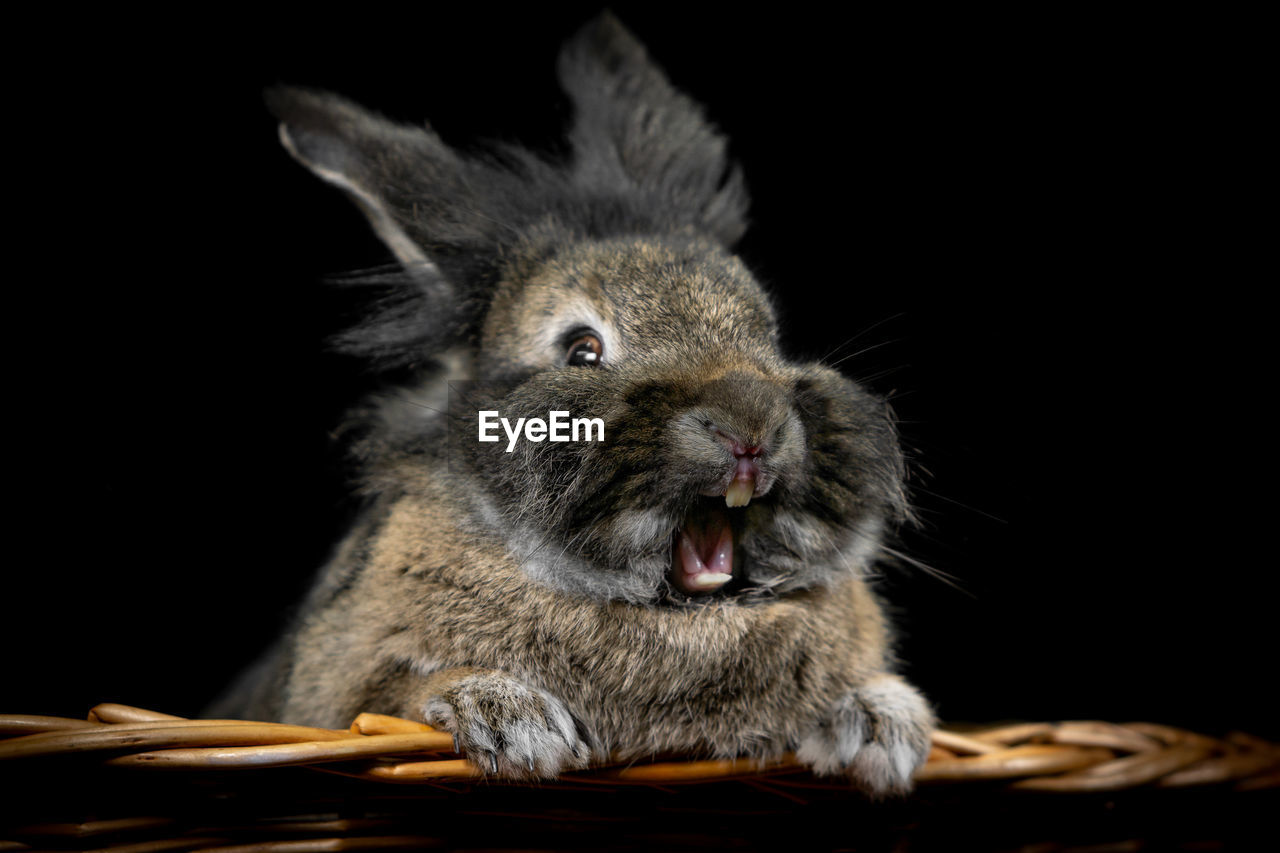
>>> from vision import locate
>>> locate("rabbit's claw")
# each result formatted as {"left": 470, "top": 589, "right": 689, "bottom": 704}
{"left": 796, "top": 674, "right": 934, "bottom": 796}
{"left": 423, "top": 671, "right": 592, "bottom": 779}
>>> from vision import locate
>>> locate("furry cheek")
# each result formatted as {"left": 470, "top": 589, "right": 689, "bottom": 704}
{"left": 608, "top": 508, "right": 676, "bottom": 552}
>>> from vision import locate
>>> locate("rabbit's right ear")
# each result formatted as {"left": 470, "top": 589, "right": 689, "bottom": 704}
{"left": 265, "top": 87, "right": 503, "bottom": 365}
{"left": 265, "top": 87, "right": 460, "bottom": 276}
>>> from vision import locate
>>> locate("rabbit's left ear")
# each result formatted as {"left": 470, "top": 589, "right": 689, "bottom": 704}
{"left": 558, "top": 13, "right": 751, "bottom": 247}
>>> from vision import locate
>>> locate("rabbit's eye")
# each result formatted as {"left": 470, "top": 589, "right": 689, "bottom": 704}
{"left": 566, "top": 334, "right": 604, "bottom": 367}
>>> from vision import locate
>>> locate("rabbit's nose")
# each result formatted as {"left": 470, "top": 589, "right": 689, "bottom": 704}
{"left": 710, "top": 427, "right": 764, "bottom": 460}
{"left": 708, "top": 425, "right": 766, "bottom": 508}
{"left": 689, "top": 369, "right": 794, "bottom": 506}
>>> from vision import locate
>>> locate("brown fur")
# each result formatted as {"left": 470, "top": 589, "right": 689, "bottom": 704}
{"left": 214, "top": 14, "right": 934, "bottom": 795}
{"left": 285, "top": 480, "right": 889, "bottom": 751}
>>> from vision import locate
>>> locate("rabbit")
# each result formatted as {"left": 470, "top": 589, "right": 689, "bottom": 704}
{"left": 213, "top": 12, "right": 934, "bottom": 795}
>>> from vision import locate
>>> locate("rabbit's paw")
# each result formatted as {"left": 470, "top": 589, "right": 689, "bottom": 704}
{"left": 422, "top": 670, "right": 592, "bottom": 778}
{"left": 797, "top": 673, "right": 933, "bottom": 796}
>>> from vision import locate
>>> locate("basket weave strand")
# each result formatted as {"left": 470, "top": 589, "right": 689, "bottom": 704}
{"left": 3, "top": 706, "right": 1277, "bottom": 853}
{"left": 1, "top": 703, "right": 1275, "bottom": 792}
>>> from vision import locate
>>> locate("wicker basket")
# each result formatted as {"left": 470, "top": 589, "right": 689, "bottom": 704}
{"left": 2, "top": 703, "right": 1276, "bottom": 851}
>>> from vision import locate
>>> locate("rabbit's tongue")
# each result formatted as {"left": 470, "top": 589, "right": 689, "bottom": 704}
{"left": 673, "top": 506, "right": 734, "bottom": 595}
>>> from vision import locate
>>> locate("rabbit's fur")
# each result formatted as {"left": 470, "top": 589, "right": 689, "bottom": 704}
{"left": 216, "top": 13, "right": 933, "bottom": 794}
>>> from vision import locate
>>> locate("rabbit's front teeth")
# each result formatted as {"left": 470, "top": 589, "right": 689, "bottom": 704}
{"left": 724, "top": 478, "right": 754, "bottom": 508}
{"left": 724, "top": 457, "right": 758, "bottom": 507}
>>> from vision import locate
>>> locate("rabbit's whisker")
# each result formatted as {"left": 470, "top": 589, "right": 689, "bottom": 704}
{"left": 910, "top": 485, "right": 1007, "bottom": 525}
{"left": 374, "top": 391, "right": 447, "bottom": 417}
{"left": 825, "top": 337, "right": 903, "bottom": 371}
{"left": 850, "top": 364, "right": 910, "bottom": 387}
{"left": 878, "top": 544, "right": 969, "bottom": 594}
{"left": 814, "top": 311, "right": 906, "bottom": 365}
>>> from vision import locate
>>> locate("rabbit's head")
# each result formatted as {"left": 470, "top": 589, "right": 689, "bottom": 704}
{"left": 270, "top": 14, "right": 907, "bottom": 605}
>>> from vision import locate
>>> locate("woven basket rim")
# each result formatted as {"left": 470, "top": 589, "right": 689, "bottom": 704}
{"left": 2, "top": 703, "right": 1276, "bottom": 794}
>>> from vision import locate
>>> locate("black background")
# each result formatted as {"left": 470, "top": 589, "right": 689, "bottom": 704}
{"left": 6, "top": 5, "right": 1273, "bottom": 743}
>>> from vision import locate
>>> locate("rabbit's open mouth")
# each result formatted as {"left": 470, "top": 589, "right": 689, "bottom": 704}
{"left": 671, "top": 501, "right": 744, "bottom": 596}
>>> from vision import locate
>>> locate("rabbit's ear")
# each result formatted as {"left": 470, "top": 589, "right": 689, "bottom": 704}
{"left": 265, "top": 86, "right": 461, "bottom": 276}
{"left": 265, "top": 87, "right": 501, "bottom": 366}
{"left": 558, "top": 13, "right": 750, "bottom": 247}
